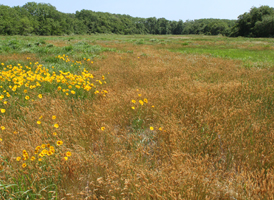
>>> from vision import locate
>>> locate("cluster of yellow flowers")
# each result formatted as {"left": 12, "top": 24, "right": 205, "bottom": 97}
{"left": 130, "top": 90, "right": 163, "bottom": 131}
{"left": 37, "top": 115, "right": 59, "bottom": 128}
{"left": 0, "top": 58, "right": 108, "bottom": 139}
{"left": 130, "top": 92, "right": 149, "bottom": 110}
{"left": 16, "top": 114, "right": 72, "bottom": 168}
{"left": 0, "top": 58, "right": 101, "bottom": 169}
{"left": 17, "top": 142, "right": 71, "bottom": 168}
{"left": 0, "top": 59, "right": 107, "bottom": 101}
{"left": 56, "top": 54, "right": 93, "bottom": 65}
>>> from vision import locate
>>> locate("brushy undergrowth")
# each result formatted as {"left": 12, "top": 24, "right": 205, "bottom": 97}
{"left": 0, "top": 35, "right": 274, "bottom": 199}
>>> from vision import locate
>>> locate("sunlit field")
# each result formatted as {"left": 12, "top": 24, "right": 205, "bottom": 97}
{"left": 0, "top": 34, "right": 274, "bottom": 199}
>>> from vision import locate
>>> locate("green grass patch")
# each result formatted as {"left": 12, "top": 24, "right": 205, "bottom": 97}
{"left": 170, "top": 47, "right": 274, "bottom": 63}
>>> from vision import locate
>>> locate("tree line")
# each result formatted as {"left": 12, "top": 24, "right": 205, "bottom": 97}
{"left": 0, "top": 2, "right": 273, "bottom": 37}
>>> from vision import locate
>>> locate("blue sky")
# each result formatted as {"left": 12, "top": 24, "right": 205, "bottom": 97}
{"left": 1, "top": 0, "right": 274, "bottom": 21}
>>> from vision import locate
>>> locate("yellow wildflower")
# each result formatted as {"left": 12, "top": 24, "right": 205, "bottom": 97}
{"left": 23, "top": 150, "right": 27, "bottom": 155}
{"left": 35, "top": 146, "right": 41, "bottom": 151}
{"left": 42, "top": 149, "right": 48, "bottom": 155}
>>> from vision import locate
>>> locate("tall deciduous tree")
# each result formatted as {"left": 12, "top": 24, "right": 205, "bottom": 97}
{"left": 231, "top": 5, "right": 274, "bottom": 37}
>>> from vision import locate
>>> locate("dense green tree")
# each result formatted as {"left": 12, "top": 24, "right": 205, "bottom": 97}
{"left": 18, "top": 17, "right": 33, "bottom": 35}
{"left": 0, "top": 5, "right": 21, "bottom": 35}
{"left": 231, "top": 5, "right": 274, "bottom": 37}
{"left": 156, "top": 18, "right": 171, "bottom": 34}
{"left": 254, "top": 15, "right": 274, "bottom": 37}
{"left": 144, "top": 17, "right": 157, "bottom": 34}
{"left": 1, "top": 2, "right": 273, "bottom": 37}
{"left": 173, "top": 20, "right": 184, "bottom": 34}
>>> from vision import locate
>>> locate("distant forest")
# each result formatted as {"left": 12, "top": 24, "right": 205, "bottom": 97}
{"left": 0, "top": 2, "right": 274, "bottom": 37}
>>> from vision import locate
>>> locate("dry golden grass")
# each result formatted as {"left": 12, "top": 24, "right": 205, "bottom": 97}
{"left": 1, "top": 36, "right": 274, "bottom": 199}
{"left": 47, "top": 40, "right": 70, "bottom": 47}
{"left": 0, "top": 53, "right": 37, "bottom": 63}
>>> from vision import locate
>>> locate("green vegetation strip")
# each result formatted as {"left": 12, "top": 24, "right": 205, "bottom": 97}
{"left": 170, "top": 47, "right": 274, "bottom": 63}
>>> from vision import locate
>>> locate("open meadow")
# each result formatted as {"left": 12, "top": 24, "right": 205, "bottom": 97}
{"left": 0, "top": 34, "right": 274, "bottom": 199}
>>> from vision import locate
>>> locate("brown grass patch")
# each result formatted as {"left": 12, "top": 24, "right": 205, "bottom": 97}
{"left": 47, "top": 40, "right": 69, "bottom": 47}
{"left": 0, "top": 53, "right": 37, "bottom": 63}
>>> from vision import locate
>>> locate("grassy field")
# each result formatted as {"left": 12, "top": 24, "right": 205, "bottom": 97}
{"left": 0, "top": 34, "right": 274, "bottom": 199}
